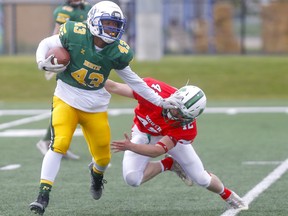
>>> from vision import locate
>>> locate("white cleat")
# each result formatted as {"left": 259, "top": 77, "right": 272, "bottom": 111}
{"left": 36, "top": 139, "right": 80, "bottom": 160}
{"left": 168, "top": 156, "right": 193, "bottom": 186}
{"left": 63, "top": 150, "right": 80, "bottom": 160}
{"left": 36, "top": 140, "right": 50, "bottom": 156}
{"left": 225, "top": 191, "right": 249, "bottom": 210}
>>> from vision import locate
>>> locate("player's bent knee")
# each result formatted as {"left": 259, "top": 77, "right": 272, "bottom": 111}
{"left": 124, "top": 171, "right": 143, "bottom": 187}
{"left": 193, "top": 170, "right": 211, "bottom": 187}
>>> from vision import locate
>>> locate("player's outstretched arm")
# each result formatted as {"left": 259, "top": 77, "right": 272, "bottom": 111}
{"left": 111, "top": 134, "right": 175, "bottom": 157}
{"left": 115, "top": 67, "right": 182, "bottom": 109}
{"left": 104, "top": 79, "right": 134, "bottom": 98}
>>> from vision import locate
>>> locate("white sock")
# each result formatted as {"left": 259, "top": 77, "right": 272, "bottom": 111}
{"left": 41, "top": 149, "right": 63, "bottom": 182}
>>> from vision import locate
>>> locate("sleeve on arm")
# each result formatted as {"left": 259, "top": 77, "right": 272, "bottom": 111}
{"left": 36, "top": 35, "right": 63, "bottom": 63}
{"left": 115, "top": 66, "right": 163, "bottom": 106}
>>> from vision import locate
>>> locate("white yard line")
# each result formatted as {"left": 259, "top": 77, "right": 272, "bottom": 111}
{"left": 0, "top": 164, "right": 21, "bottom": 171}
{"left": 0, "top": 109, "right": 48, "bottom": 116}
{"left": 0, "top": 107, "right": 287, "bottom": 136}
{"left": 0, "top": 106, "right": 287, "bottom": 116}
{"left": 0, "top": 128, "right": 83, "bottom": 137}
{"left": 0, "top": 112, "right": 51, "bottom": 130}
{"left": 221, "top": 158, "right": 288, "bottom": 216}
{"left": 206, "top": 107, "right": 288, "bottom": 114}
{"left": 0, "top": 109, "right": 135, "bottom": 116}
{"left": 0, "top": 109, "right": 134, "bottom": 132}
{"left": 242, "top": 161, "right": 282, "bottom": 165}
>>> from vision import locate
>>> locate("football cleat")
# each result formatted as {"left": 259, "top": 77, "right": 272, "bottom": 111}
{"left": 167, "top": 155, "right": 193, "bottom": 186}
{"left": 225, "top": 191, "right": 249, "bottom": 210}
{"left": 29, "top": 193, "right": 49, "bottom": 215}
{"left": 63, "top": 149, "right": 80, "bottom": 160}
{"left": 36, "top": 139, "right": 80, "bottom": 160}
{"left": 36, "top": 140, "right": 50, "bottom": 156}
{"left": 89, "top": 162, "right": 107, "bottom": 200}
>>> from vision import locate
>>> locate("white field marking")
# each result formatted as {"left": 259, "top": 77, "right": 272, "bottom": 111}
{"left": 206, "top": 107, "right": 288, "bottom": 115}
{"left": 0, "top": 128, "right": 83, "bottom": 137}
{"left": 0, "top": 107, "right": 287, "bottom": 137}
{"left": 0, "top": 164, "right": 21, "bottom": 171}
{"left": 0, "top": 109, "right": 48, "bottom": 116}
{"left": 0, "top": 112, "right": 51, "bottom": 130}
{"left": 0, "top": 109, "right": 134, "bottom": 116}
{"left": 242, "top": 161, "right": 282, "bottom": 165}
{"left": 0, "top": 107, "right": 288, "bottom": 116}
{"left": 220, "top": 158, "right": 288, "bottom": 216}
{"left": 0, "top": 109, "right": 134, "bottom": 132}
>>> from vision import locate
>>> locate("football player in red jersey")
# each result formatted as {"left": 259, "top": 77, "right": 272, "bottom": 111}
{"left": 107, "top": 77, "right": 249, "bottom": 210}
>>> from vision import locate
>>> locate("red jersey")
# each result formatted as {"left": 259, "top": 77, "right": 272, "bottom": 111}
{"left": 132, "top": 78, "right": 197, "bottom": 144}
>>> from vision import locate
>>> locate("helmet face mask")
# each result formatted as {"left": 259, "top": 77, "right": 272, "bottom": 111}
{"left": 163, "top": 108, "right": 194, "bottom": 127}
{"left": 87, "top": 1, "right": 126, "bottom": 44}
{"left": 169, "top": 108, "right": 194, "bottom": 122}
{"left": 163, "top": 85, "right": 207, "bottom": 126}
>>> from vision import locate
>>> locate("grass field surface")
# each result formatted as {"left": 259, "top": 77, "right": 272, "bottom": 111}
{"left": 0, "top": 55, "right": 288, "bottom": 103}
{"left": 0, "top": 55, "right": 287, "bottom": 215}
{"left": 0, "top": 105, "right": 288, "bottom": 216}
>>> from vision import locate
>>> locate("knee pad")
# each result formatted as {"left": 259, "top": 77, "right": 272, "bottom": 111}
{"left": 193, "top": 170, "right": 211, "bottom": 188}
{"left": 124, "top": 171, "right": 143, "bottom": 187}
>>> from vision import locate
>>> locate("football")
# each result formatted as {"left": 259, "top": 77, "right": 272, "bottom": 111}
{"left": 46, "top": 47, "right": 70, "bottom": 66}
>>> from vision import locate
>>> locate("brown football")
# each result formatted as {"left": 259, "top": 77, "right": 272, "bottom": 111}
{"left": 46, "top": 47, "right": 70, "bottom": 66}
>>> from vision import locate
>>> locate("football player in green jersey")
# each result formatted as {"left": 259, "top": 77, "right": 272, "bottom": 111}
{"left": 53, "top": 0, "right": 92, "bottom": 35}
{"left": 29, "top": 1, "right": 181, "bottom": 215}
{"left": 36, "top": 0, "right": 92, "bottom": 160}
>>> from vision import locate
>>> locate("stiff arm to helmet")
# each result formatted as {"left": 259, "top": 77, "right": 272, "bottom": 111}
{"left": 87, "top": 1, "right": 126, "bottom": 44}
{"left": 164, "top": 85, "right": 207, "bottom": 125}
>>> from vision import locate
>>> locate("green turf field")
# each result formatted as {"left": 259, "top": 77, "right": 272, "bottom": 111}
{"left": 0, "top": 107, "right": 288, "bottom": 216}
{"left": 0, "top": 56, "right": 288, "bottom": 215}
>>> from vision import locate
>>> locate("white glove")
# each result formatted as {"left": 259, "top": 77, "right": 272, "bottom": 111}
{"left": 160, "top": 94, "right": 183, "bottom": 109}
{"left": 38, "top": 55, "right": 66, "bottom": 73}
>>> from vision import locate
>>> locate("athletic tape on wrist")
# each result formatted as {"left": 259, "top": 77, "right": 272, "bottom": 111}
{"left": 157, "top": 141, "right": 168, "bottom": 153}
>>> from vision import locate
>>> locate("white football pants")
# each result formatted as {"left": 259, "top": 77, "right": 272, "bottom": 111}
{"left": 122, "top": 125, "right": 211, "bottom": 187}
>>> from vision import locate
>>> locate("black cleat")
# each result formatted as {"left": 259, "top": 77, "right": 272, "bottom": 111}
{"left": 89, "top": 162, "right": 107, "bottom": 200}
{"left": 29, "top": 193, "right": 49, "bottom": 215}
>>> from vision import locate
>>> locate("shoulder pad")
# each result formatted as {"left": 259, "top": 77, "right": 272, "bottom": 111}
{"left": 62, "top": 5, "right": 74, "bottom": 12}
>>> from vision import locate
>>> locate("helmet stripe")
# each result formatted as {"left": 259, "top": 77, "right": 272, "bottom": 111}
{"left": 184, "top": 91, "right": 204, "bottom": 109}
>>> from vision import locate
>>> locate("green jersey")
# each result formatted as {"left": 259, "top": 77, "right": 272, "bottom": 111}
{"left": 57, "top": 21, "right": 134, "bottom": 90}
{"left": 53, "top": 2, "right": 92, "bottom": 24}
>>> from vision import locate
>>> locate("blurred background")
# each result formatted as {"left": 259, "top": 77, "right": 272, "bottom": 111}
{"left": 0, "top": 0, "right": 287, "bottom": 104}
{"left": 1, "top": 0, "right": 288, "bottom": 60}
{"left": 0, "top": 3, "right": 287, "bottom": 214}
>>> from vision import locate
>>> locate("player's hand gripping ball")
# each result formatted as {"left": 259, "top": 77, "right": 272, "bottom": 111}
{"left": 46, "top": 47, "right": 70, "bottom": 66}
{"left": 38, "top": 47, "right": 70, "bottom": 73}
